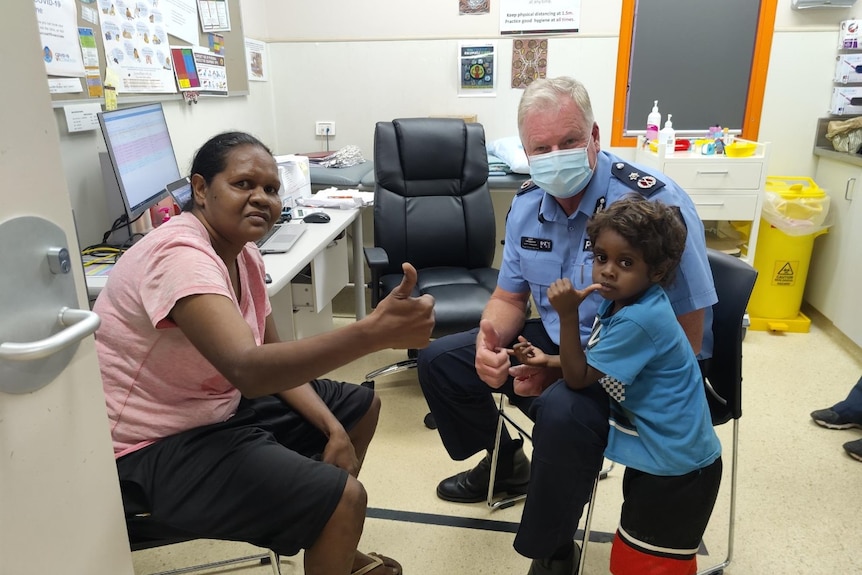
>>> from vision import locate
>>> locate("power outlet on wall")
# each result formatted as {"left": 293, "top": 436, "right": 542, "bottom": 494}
{"left": 315, "top": 121, "right": 336, "bottom": 136}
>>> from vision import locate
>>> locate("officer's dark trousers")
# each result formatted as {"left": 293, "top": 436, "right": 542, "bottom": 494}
{"left": 834, "top": 374, "right": 862, "bottom": 422}
{"left": 417, "top": 319, "right": 610, "bottom": 559}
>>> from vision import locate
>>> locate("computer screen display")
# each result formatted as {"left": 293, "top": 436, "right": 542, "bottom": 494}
{"left": 98, "top": 103, "right": 180, "bottom": 221}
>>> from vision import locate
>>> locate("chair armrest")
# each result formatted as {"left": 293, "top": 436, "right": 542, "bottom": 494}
{"left": 363, "top": 246, "right": 389, "bottom": 271}
{"left": 363, "top": 247, "right": 389, "bottom": 308}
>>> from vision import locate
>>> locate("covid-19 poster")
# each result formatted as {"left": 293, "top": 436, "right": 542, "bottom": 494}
{"left": 35, "top": 0, "right": 86, "bottom": 77}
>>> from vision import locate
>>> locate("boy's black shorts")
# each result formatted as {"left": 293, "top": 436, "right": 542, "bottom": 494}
{"left": 617, "top": 456, "right": 723, "bottom": 559}
{"left": 116, "top": 379, "right": 374, "bottom": 556}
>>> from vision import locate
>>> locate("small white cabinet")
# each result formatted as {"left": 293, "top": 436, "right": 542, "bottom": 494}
{"left": 635, "top": 138, "right": 770, "bottom": 265}
{"left": 807, "top": 155, "right": 862, "bottom": 347}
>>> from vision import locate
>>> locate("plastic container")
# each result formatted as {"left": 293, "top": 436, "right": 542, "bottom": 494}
{"left": 747, "top": 176, "right": 830, "bottom": 333}
{"left": 646, "top": 100, "right": 660, "bottom": 142}
{"left": 659, "top": 114, "right": 675, "bottom": 155}
{"left": 725, "top": 141, "right": 756, "bottom": 158}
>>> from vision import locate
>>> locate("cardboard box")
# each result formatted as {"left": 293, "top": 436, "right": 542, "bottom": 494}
{"left": 830, "top": 87, "right": 862, "bottom": 115}
{"left": 834, "top": 54, "right": 862, "bottom": 84}
{"left": 840, "top": 19, "right": 862, "bottom": 49}
{"left": 429, "top": 114, "right": 479, "bottom": 123}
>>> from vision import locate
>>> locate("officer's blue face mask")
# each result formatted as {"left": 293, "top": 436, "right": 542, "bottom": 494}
{"left": 528, "top": 137, "right": 594, "bottom": 199}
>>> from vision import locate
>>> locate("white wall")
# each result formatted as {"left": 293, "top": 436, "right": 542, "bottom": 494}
{"left": 260, "top": 0, "right": 846, "bottom": 177}
{"left": 59, "top": 0, "right": 850, "bottom": 247}
{"left": 267, "top": 37, "right": 620, "bottom": 158}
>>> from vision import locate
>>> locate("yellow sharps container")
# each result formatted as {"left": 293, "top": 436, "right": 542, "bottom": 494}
{"left": 748, "top": 177, "right": 829, "bottom": 333}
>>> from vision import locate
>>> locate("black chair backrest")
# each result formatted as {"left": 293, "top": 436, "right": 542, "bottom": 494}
{"left": 704, "top": 249, "right": 758, "bottom": 425}
{"left": 372, "top": 118, "right": 496, "bottom": 276}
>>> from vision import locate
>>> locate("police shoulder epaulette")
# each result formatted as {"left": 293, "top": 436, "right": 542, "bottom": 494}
{"left": 516, "top": 178, "right": 541, "bottom": 196}
{"left": 610, "top": 161, "right": 666, "bottom": 198}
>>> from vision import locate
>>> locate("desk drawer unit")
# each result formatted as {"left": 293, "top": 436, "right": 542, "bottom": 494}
{"left": 291, "top": 235, "right": 348, "bottom": 313}
{"left": 635, "top": 138, "right": 769, "bottom": 264}
{"left": 687, "top": 193, "right": 758, "bottom": 221}
{"left": 663, "top": 162, "right": 763, "bottom": 190}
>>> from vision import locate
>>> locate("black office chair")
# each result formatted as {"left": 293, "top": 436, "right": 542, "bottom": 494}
{"left": 693, "top": 248, "right": 757, "bottom": 575}
{"left": 362, "top": 118, "right": 499, "bottom": 391}
{"left": 487, "top": 249, "right": 757, "bottom": 575}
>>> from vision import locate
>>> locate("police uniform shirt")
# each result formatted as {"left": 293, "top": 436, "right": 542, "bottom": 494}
{"left": 498, "top": 150, "right": 717, "bottom": 353}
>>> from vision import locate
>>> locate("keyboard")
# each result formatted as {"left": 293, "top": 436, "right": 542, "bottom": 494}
{"left": 256, "top": 224, "right": 281, "bottom": 247}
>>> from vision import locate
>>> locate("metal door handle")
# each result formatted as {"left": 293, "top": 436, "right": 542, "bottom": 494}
{"left": 846, "top": 177, "right": 856, "bottom": 201}
{"left": 0, "top": 307, "right": 100, "bottom": 361}
{"left": 696, "top": 170, "right": 730, "bottom": 175}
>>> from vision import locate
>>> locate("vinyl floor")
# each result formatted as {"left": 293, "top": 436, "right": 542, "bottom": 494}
{"left": 131, "top": 303, "right": 862, "bottom": 575}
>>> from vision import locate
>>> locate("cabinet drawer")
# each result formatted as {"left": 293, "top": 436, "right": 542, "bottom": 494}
{"left": 291, "top": 236, "right": 348, "bottom": 313}
{"left": 689, "top": 193, "right": 758, "bottom": 221}
{"left": 664, "top": 162, "right": 763, "bottom": 190}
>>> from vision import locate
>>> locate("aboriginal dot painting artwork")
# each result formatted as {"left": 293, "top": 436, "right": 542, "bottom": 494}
{"left": 511, "top": 38, "right": 547, "bottom": 89}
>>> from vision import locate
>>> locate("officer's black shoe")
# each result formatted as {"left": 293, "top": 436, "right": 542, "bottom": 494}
{"left": 436, "top": 439, "right": 530, "bottom": 503}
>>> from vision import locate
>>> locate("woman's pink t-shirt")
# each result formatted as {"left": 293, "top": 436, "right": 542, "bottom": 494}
{"left": 94, "top": 213, "right": 271, "bottom": 458}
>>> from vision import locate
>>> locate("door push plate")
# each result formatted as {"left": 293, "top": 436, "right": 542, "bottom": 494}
{"left": 0, "top": 216, "right": 100, "bottom": 394}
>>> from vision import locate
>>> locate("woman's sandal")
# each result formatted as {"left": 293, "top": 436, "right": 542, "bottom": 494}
{"left": 351, "top": 552, "right": 402, "bottom": 575}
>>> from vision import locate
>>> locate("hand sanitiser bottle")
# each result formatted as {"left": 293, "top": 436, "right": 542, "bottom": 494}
{"left": 646, "top": 100, "right": 661, "bottom": 142}
{"left": 659, "top": 114, "right": 675, "bottom": 155}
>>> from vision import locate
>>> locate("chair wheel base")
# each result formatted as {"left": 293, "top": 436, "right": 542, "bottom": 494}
{"left": 423, "top": 412, "right": 437, "bottom": 429}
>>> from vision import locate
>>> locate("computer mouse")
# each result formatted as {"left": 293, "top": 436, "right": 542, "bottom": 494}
{"left": 303, "top": 212, "right": 331, "bottom": 224}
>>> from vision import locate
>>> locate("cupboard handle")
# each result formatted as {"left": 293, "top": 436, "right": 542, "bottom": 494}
{"left": 846, "top": 177, "right": 856, "bottom": 201}
{"left": 696, "top": 170, "right": 730, "bottom": 175}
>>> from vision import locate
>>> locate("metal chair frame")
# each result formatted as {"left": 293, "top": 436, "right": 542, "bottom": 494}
{"left": 486, "top": 394, "right": 614, "bottom": 575}
{"left": 133, "top": 549, "right": 281, "bottom": 575}
{"left": 129, "top": 519, "right": 283, "bottom": 575}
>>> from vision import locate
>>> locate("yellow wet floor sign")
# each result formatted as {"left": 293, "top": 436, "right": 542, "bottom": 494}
{"left": 772, "top": 260, "right": 797, "bottom": 286}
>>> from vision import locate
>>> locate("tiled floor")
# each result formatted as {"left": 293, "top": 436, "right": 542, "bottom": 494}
{"left": 132, "top": 304, "right": 862, "bottom": 575}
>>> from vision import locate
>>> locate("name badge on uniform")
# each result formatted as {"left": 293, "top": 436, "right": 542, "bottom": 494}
{"left": 521, "top": 237, "right": 553, "bottom": 251}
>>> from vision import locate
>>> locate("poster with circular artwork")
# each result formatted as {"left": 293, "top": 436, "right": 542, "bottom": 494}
{"left": 458, "top": 41, "right": 496, "bottom": 97}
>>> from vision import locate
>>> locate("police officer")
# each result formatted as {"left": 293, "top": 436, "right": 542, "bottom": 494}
{"left": 417, "top": 76, "right": 717, "bottom": 575}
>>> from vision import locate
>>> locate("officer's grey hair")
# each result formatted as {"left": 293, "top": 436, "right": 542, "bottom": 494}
{"left": 517, "top": 77, "right": 595, "bottom": 139}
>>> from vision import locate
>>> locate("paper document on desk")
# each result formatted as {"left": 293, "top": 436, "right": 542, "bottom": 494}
{"left": 297, "top": 187, "right": 374, "bottom": 209}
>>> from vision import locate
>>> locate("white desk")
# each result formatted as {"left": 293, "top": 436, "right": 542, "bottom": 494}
{"left": 85, "top": 207, "right": 365, "bottom": 339}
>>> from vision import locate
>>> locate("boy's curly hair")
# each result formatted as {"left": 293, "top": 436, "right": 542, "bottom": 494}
{"left": 586, "top": 195, "right": 688, "bottom": 288}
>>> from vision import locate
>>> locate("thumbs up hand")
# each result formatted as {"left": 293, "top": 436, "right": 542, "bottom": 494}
{"left": 371, "top": 263, "right": 435, "bottom": 350}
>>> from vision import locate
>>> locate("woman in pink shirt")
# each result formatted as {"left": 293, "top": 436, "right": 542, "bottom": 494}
{"left": 94, "top": 131, "right": 434, "bottom": 575}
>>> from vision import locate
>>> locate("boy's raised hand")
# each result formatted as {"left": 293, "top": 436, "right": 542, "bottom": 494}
{"left": 547, "top": 278, "right": 601, "bottom": 319}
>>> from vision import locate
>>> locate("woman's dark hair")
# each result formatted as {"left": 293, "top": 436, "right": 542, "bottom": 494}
{"left": 187, "top": 132, "right": 272, "bottom": 209}
{"left": 586, "top": 195, "right": 688, "bottom": 287}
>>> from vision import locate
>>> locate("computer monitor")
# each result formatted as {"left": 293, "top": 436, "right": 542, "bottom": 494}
{"left": 97, "top": 103, "right": 181, "bottom": 223}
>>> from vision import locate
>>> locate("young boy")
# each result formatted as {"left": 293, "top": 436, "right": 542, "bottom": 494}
{"left": 510, "top": 196, "right": 722, "bottom": 575}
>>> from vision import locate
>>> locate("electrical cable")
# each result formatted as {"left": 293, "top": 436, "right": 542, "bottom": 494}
{"left": 100, "top": 210, "right": 147, "bottom": 245}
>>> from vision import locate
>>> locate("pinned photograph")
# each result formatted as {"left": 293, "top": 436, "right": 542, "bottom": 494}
{"left": 245, "top": 37, "right": 267, "bottom": 82}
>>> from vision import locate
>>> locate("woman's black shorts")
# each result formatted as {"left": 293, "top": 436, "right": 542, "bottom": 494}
{"left": 116, "top": 379, "right": 374, "bottom": 556}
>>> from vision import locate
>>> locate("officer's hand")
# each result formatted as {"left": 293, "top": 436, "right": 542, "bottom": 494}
{"left": 475, "top": 319, "right": 510, "bottom": 388}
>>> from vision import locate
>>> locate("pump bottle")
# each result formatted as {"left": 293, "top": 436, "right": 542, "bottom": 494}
{"left": 659, "top": 114, "right": 675, "bottom": 155}
{"left": 646, "top": 100, "right": 660, "bottom": 142}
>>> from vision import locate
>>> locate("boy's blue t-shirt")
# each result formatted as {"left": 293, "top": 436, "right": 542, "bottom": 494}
{"left": 586, "top": 284, "right": 721, "bottom": 476}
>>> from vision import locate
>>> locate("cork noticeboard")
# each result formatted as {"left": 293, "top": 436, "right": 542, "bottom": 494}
{"left": 49, "top": 0, "right": 248, "bottom": 105}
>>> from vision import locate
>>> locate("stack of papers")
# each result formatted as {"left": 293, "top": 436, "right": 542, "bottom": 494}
{"left": 298, "top": 187, "right": 374, "bottom": 209}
